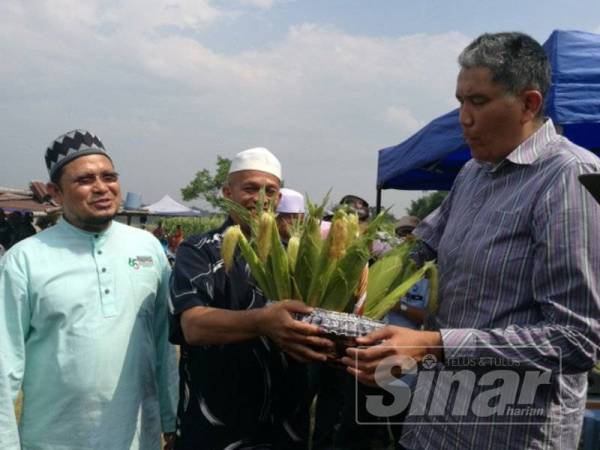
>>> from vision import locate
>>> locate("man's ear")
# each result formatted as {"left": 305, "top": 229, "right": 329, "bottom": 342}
{"left": 521, "top": 90, "right": 544, "bottom": 123}
{"left": 46, "top": 182, "right": 64, "bottom": 206}
{"left": 275, "top": 190, "right": 282, "bottom": 209}
{"left": 222, "top": 184, "right": 232, "bottom": 200}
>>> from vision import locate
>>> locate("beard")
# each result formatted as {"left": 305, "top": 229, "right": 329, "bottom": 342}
{"left": 64, "top": 210, "right": 117, "bottom": 232}
{"left": 84, "top": 214, "right": 115, "bottom": 226}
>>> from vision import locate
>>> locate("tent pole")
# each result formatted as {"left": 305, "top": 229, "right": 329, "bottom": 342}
{"left": 376, "top": 188, "right": 382, "bottom": 214}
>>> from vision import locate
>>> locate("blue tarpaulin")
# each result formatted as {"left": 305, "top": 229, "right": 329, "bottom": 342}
{"left": 377, "top": 30, "right": 600, "bottom": 191}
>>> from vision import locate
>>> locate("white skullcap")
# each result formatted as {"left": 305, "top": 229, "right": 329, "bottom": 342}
{"left": 277, "top": 188, "right": 305, "bottom": 214}
{"left": 229, "top": 147, "right": 282, "bottom": 180}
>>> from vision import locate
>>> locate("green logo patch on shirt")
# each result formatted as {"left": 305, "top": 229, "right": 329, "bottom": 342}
{"left": 128, "top": 256, "right": 154, "bottom": 270}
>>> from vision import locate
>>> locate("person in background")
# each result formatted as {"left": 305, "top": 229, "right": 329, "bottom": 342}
{"left": 395, "top": 215, "right": 420, "bottom": 239}
{"left": 153, "top": 220, "right": 166, "bottom": 240}
{"left": 0, "top": 208, "right": 12, "bottom": 252}
{"left": 34, "top": 212, "right": 59, "bottom": 231}
{"left": 0, "top": 129, "right": 178, "bottom": 450}
{"left": 7, "top": 212, "right": 36, "bottom": 247}
{"left": 276, "top": 187, "right": 305, "bottom": 242}
{"left": 153, "top": 220, "right": 168, "bottom": 253}
{"left": 139, "top": 215, "right": 148, "bottom": 231}
{"left": 339, "top": 194, "right": 370, "bottom": 229}
{"left": 319, "top": 195, "right": 370, "bottom": 240}
{"left": 369, "top": 214, "right": 421, "bottom": 260}
{"left": 22, "top": 213, "right": 37, "bottom": 236}
{"left": 168, "top": 224, "right": 184, "bottom": 254}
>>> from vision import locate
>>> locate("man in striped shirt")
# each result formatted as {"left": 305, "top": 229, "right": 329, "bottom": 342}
{"left": 344, "top": 32, "right": 600, "bottom": 449}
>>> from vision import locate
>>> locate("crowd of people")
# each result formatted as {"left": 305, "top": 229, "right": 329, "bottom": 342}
{"left": 151, "top": 221, "right": 185, "bottom": 258}
{"left": 1, "top": 31, "right": 600, "bottom": 450}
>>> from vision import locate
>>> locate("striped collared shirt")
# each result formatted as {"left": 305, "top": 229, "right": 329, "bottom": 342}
{"left": 404, "top": 119, "right": 600, "bottom": 449}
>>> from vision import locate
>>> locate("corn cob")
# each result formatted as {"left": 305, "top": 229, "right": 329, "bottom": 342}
{"left": 257, "top": 212, "right": 274, "bottom": 262}
{"left": 221, "top": 225, "right": 242, "bottom": 272}
{"left": 287, "top": 235, "right": 300, "bottom": 273}
{"left": 328, "top": 211, "right": 348, "bottom": 259}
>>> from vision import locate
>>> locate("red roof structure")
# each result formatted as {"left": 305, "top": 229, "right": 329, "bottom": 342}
{"left": 0, "top": 182, "right": 59, "bottom": 214}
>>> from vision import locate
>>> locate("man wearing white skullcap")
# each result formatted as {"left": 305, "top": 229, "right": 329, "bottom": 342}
{"left": 276, "top": 188, "right": 305, "bottom": 241}
{"left": 169, "top": 147, "right": 333, "bottom": 450}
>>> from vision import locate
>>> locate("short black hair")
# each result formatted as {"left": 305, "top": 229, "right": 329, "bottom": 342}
{"left": 459, "top": 32, "right": 551, "bottom": 116}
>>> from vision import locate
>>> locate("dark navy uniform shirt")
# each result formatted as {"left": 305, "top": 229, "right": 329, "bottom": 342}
{"left": 169, "top": 219, "right": 308, "bottom": 450}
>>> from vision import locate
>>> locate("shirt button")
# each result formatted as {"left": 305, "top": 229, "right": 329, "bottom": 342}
{"left": 105, "top": 289, "right": 110, "bottom": 294}
{"left": 101, "top": 268, "right": 107, "bottom": 273}
{"left": 94, "top": 234, "right": 99, "bottom": 238}
{"left": 98, "top": 250, "right": 103, "bottom": 255}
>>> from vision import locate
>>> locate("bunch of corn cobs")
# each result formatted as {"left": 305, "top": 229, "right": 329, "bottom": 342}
{"left": 221, "top": 192, "right": 437, "bottom": 324}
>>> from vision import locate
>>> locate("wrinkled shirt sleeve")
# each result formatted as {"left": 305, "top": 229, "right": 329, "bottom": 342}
{"left": 0, "top": 254, "right": 28, "bottom": 449}
{"left": 153, "top": 249, "right": 178, "bottom": 433}
{"left": 441, "top": 162, "right": 600, "bottom": 373}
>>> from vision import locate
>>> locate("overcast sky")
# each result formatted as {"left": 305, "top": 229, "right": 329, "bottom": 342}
{"left": 2, "top": 0, "right": 600, "bottom": 216}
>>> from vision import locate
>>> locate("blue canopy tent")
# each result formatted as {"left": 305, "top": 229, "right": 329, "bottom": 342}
{"left": 376, "top": 29, "right": 600, "bottom": 210}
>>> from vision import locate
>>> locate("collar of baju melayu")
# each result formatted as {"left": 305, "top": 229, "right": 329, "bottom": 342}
{"left": 56, "top": 216, "right": 115, "bottom": 243}
{"left": 485, "top": 118, "right": 558, "bottom": 174}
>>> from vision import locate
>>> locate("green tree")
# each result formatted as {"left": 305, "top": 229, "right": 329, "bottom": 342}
{"left": 181, "top": 156, "right": 231, "bottom": 211}
{"left": 406, "top": 191, "right": 448, "bottom": 219}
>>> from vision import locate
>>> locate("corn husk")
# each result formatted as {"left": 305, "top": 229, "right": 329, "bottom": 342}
{"left": 306, "top": 209, "right": 348, "bottom": 306}
{"left": 294, "top": 194, "right": 329, "bottom": 302}
{"left": 366, "top": 236, "right": 416, "bottom": 304}
{"left": 363, "top": 260, "right": 435, "bottom": 320}
{"left": 236, "top": 231, "right": 276, "bottom": 300}
{"left": 267, "top": 215, "right": 291, "bottom": 299}
{"left": 319, "top": 240, "right": 371, "bottom": 312}
{"left": 359, "top": 237, "right": 437, "bottom": 320}
{"left": 257, "top": 212, "right": 274, "bottom": 262}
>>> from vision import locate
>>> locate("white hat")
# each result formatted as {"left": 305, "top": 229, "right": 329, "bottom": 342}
{"left": 277, "top": 188, "right": 305, "bottom": 214}
{"left": 229, "top": 147, "right": 282, "bottom": 180}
